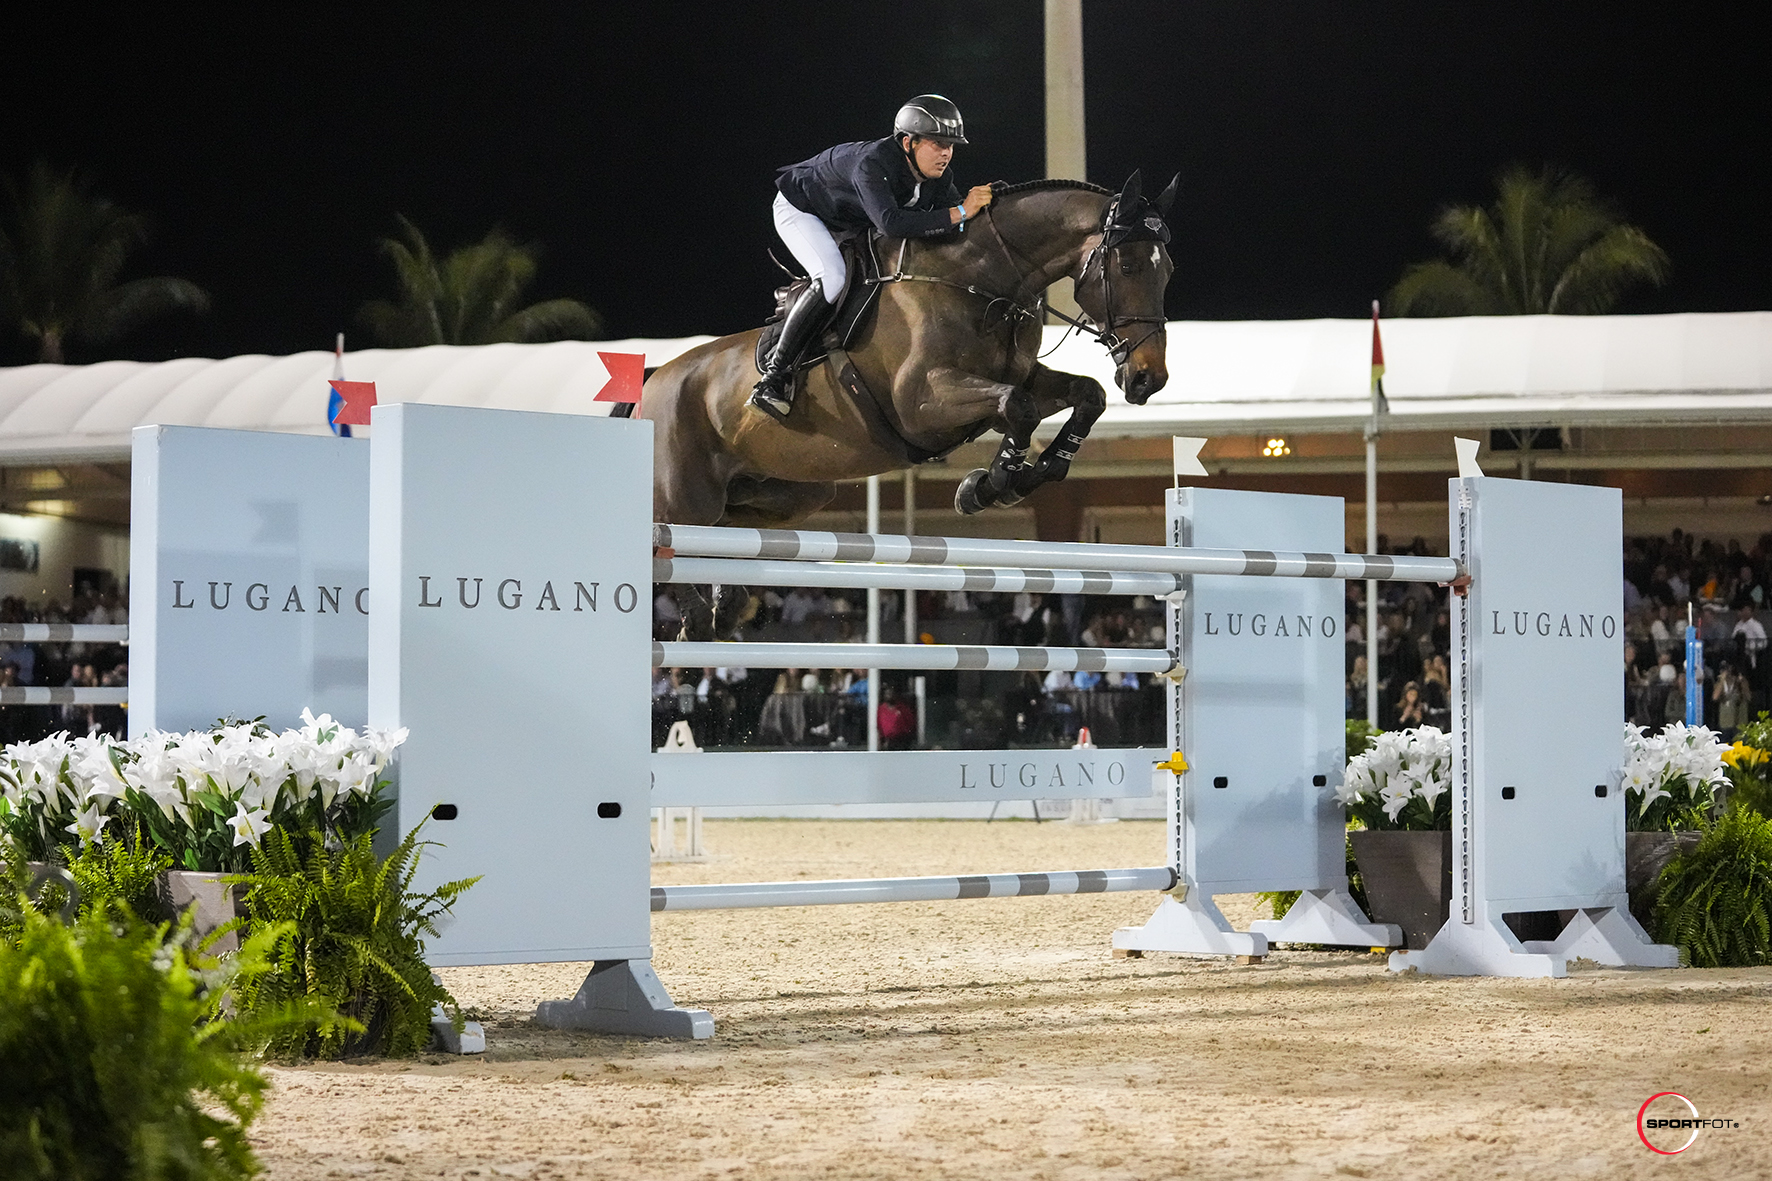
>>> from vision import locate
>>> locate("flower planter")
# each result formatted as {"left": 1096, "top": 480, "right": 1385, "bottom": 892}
{"left": 1349, "top": 830, "right": 1452, "bottom": 950}
{"left": 1625, "top": 831, "right": 1702, "bottom": 930}
{"left": 1353, "top": 830, "right": 1702, "bottom": 950}
{"left": 162, "top": 871, "right": 245, "bottom": 955}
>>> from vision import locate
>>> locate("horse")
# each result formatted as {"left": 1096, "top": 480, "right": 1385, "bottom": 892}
{"left": 641, "top": 170, "right": 1176, "bottom": 530}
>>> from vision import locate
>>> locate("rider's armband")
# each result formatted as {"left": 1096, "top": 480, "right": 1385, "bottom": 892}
{"left": 955, "top": 205, "right": 967, "bottom": 226}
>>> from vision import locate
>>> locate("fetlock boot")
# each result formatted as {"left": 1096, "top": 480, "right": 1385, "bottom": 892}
{"left": 748, "top": 278, "right": 827, "bottom": 423}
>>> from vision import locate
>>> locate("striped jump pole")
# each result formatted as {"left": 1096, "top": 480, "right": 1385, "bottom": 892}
{"left": 654, "top": 640, "right": 1177, "bottom": 675}
{"left": 656, "top": 556, "right": 1186, "bottom": 597}
{"left": 0, "top": 624, "right": 130, "bottom": 643}
{"left": 0, "top": 687, "right": 129, "bottom": 706}
{"left": 651, "top": 866, "right": 1178, "bottom": 911}
{"left": 654, "top": 524, "right": 1463, "bottom": 584}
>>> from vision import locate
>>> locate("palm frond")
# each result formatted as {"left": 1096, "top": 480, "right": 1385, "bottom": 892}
{"left": 1395, "top": 164, "right": 1667, "bottom": 317}
{"left": 357, "top": 216, "right": 599, "bottom": 348}
{"left": 0, "top": 162, "right": 197, "bottom": 358}
{"left": 84, "top": 276, "right": 210, "bottom": 342}
{"left": 493, "top": 297, "right": 605, "bottom": 342}
{"left": 1548, "top": 225, "right": 1671, "bottom": 314}
{"left": 1387, "top": 260, "right": 1497, "bottom": 317}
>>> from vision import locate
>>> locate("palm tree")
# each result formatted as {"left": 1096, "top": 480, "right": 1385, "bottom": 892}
{"left": 0, "top": 163, "right": 209, "bottom": 363}
{"left": 356, "top": 216, "right": 604, "bottom": 346}
{"left": 1388, "top": 165, "right": 1670, "bottom": 316}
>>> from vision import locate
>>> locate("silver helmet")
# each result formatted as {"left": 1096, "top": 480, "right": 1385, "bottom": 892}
{"left": 893, "top": 94, "right": 968, "bottom": 144}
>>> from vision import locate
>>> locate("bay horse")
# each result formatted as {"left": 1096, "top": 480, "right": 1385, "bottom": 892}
{"left": 641, "top": 170, "right": 1176, "bottom": 529}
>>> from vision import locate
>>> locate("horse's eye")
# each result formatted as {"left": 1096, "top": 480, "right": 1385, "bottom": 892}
{"left": 1119, "top": 259, "right": 1137, "bottom": 275}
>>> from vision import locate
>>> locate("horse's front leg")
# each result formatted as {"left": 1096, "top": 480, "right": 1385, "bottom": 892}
{"left": 915, "top": 368, "right": 1042, "bottom": 515}
{"left": 1007, "top": 364, "right": 1107, "bottom": 499}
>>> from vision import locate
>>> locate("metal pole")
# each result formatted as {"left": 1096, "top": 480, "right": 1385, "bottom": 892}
{"left": 903, "top": 468, "right": 918, "bottom": 644}
{"left": 658, "top": 557, "right": 1188, "bottom": 597}
{"left": 657, "top": 640, "right": 1176, "bottom": 674}
{"left": 651, "top": 865, "right": 1176, "bottom": 911}
{"left": 866, "top": 475, "right": 881, "bottom": 751}
{"left": 1045, "top": 0, "right": 1086, "bottom": 321}
{"left": 655, "top": 524, "right": 1462, "bottom": 584}
{"left": 1366, "top": 433, "right": 1379, "bottom": 728}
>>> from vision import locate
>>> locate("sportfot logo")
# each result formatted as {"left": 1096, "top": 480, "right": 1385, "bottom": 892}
{"left": 1636, "top": 1092, "right": 1739, "bottom": 1154}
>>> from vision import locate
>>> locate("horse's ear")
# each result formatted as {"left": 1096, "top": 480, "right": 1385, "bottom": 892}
{"left": 1119, "top": 170, "right": 1143, "bottom": 209}
{"left": 1155, "top": 173, "right": 1180, "bottom": 218}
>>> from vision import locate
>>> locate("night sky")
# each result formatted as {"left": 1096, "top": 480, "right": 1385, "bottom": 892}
{"left": 4, "top": 2, "right": 1766, "bottom": 365}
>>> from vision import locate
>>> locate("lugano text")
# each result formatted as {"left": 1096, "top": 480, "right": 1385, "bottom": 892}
{"left": 414, "top": 577, "right": 639, "bottom": 613}
{"left": 170, "top": 581, "right": 367, "bottom": 614}
{"left": 1200, "top": 613, "right": 1338, "bottom": 638}
{"left": 1490, "top": 610, "right": 1618, "bottom": 638}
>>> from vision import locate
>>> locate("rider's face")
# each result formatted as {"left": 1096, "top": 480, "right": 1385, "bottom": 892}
{"left": 906, "top": 136, "right": 955, "bottom": 180}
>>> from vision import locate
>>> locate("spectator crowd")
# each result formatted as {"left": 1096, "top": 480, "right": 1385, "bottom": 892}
{"left": 0, "top": 588, "right": 129, "bottom": 742}
{"left": 1346, "top": 528, "right": 1772, "bottom": 740}
{"left": 651, "top": 583, "right": 1167, "bottom": 751}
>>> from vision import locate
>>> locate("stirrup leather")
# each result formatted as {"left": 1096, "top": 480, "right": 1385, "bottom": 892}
{"left": 749, "top": 278, "right": 827, "bottom": 420}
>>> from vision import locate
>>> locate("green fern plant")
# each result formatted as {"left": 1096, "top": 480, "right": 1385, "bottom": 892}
{"left": 0, "top": 906, "right": 280, "bottom": 1179}
{"left": 68, "top": 826, "right": 173, "bottom": 925}
{"left": 1653, "top": 808, "right": 1772, "bottom": 968}
{"left": 230, "top": 821, "right": 478, "bottom": 1058}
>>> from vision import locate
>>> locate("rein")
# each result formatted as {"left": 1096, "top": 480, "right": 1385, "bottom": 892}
{"left": 866, "top": 196, "right": 1166, "bottom": 367}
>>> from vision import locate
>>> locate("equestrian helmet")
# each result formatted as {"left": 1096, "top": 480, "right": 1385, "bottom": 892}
{"left": 893, "top": 94, "right": 968, "bottom": 144}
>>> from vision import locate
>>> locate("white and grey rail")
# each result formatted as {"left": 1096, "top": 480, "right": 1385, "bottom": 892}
{"left": 0, "top": 623, "right": 129, "bottom": 643}
{"left": 656, "top": 556, "right": 1185, "bottom": 597}
{"left": 654, "top": 524, "right": 1462, "bottom": 583}
{"left": 0, "top": 686, "right": 130, "bottom": 706}
{"left": 0, "top": 623, "right": 131, "bottom": 706}
{"left": 655, "top": 640, "right": 1174, "bottom": 673}
{"left": 651, "top": 866, "right": 1178, "bottom": 910}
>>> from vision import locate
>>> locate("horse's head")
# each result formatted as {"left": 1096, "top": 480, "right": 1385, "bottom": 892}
{"left": 1073, "top": 170, "right": 1176, "bottom": 405}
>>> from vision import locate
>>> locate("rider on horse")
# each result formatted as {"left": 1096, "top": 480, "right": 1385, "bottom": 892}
{"left": 748, "top": 94, "right": 998, "bottom": 423}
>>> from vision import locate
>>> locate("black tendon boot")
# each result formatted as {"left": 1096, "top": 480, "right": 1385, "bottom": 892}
{"left": 747, "top": 278, "right": 827, "bottom": 423}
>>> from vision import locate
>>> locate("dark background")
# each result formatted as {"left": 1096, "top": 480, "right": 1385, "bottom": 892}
{"left": 3, "top": 2, "right": 1766, "bottom": 364}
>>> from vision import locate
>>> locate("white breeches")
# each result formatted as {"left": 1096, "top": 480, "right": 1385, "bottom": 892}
{"left": 772, "top": 192, "right": 844, "bottom": 303}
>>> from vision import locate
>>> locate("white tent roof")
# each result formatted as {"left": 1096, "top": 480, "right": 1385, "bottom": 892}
{"left": 3, "top": 312, "right": 1770, "bottom": 462}
{"left": 0, "top": 337, "right": 716, "bottom": 463}
{"left": 1041, "top": 311, "right": 1772, "bottom": 436}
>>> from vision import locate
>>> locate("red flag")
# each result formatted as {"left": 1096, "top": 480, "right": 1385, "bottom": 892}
{"left": 328, "top": 380, "right": 377, "bottom": 426}
{"left": 1370, "top": 300, "right": 1385, "bottom": 391}
{"left": 595, "top": 352, "right": 645, "bottom": 404}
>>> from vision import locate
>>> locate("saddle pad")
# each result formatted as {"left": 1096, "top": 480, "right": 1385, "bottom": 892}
{"left": 753, "top": 236, "right": 883, "bottom": 377}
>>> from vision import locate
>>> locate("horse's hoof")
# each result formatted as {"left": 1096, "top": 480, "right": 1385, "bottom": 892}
{"left": 955, "top": 469, "right": 993, "bottom": 515}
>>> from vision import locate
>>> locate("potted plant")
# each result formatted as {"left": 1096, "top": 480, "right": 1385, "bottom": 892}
{"left": 1337, "top": 726, "right": 1453, "bottom": 949}
{"left": 1722, "top": 713, "right": 1772, "bottom": 819}
{"left": 1622, "top": 722, "right": 1728, "bottom": 927}
{"left": 1, "top": 710, "right": 406, "bottom": 950}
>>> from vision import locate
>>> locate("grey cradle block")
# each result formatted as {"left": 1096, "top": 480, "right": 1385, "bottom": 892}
{"left": 429, "top": 1004, "right": 487, "bottom": 1054}
{"left": 535, "top": 960, "right": 714, "bottom": 1040}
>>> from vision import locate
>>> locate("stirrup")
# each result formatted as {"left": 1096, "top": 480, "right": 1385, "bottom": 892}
{"left": 748, "top": 382, "right": 793, "bottom": 424}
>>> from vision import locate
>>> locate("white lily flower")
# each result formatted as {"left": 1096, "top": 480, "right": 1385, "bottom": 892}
{"left": 228, "top": 802, "right": 273, "bottom": 848}
{"left": 65, "top": 801, "right": 110, "bottom": 845}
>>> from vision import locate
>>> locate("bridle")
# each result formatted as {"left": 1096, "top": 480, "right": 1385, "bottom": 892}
{"left": 1045, "top": 194, "right": 1171, "bottom": 367}
{"left": 868, "top": 191, "right": 1170, "bottom": 369}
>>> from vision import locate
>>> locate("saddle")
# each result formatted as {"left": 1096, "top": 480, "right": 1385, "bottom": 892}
{"left": 752, "top": 232, "right": 981, "bottom": 465}
{"left": 753, "top": 232, "right": 884, "bottom": 378}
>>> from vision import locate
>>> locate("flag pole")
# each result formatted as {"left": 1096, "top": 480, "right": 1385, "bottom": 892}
{"left": 1365, "top": 301, "right": 1385, "bottom": 729}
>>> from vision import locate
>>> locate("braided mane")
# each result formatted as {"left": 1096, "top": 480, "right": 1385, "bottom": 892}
{"left": 989, "top": 178, "right": 1114, "bottom": 197}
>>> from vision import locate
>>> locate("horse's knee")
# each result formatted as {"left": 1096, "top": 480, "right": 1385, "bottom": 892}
{"left": 998, "top": 387, "right": 1041, "bottom": 437}
{"left": 1070, "top": 376, "right": 1107, "bottom": 414}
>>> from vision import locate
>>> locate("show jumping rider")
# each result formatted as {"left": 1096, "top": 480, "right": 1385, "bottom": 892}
{"left": 748, "top": 94, "right": 996, "bottom": 423}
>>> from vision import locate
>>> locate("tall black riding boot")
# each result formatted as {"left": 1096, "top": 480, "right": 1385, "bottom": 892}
{"left": 747, "top": 278, "right": 827, "bottom": 424}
